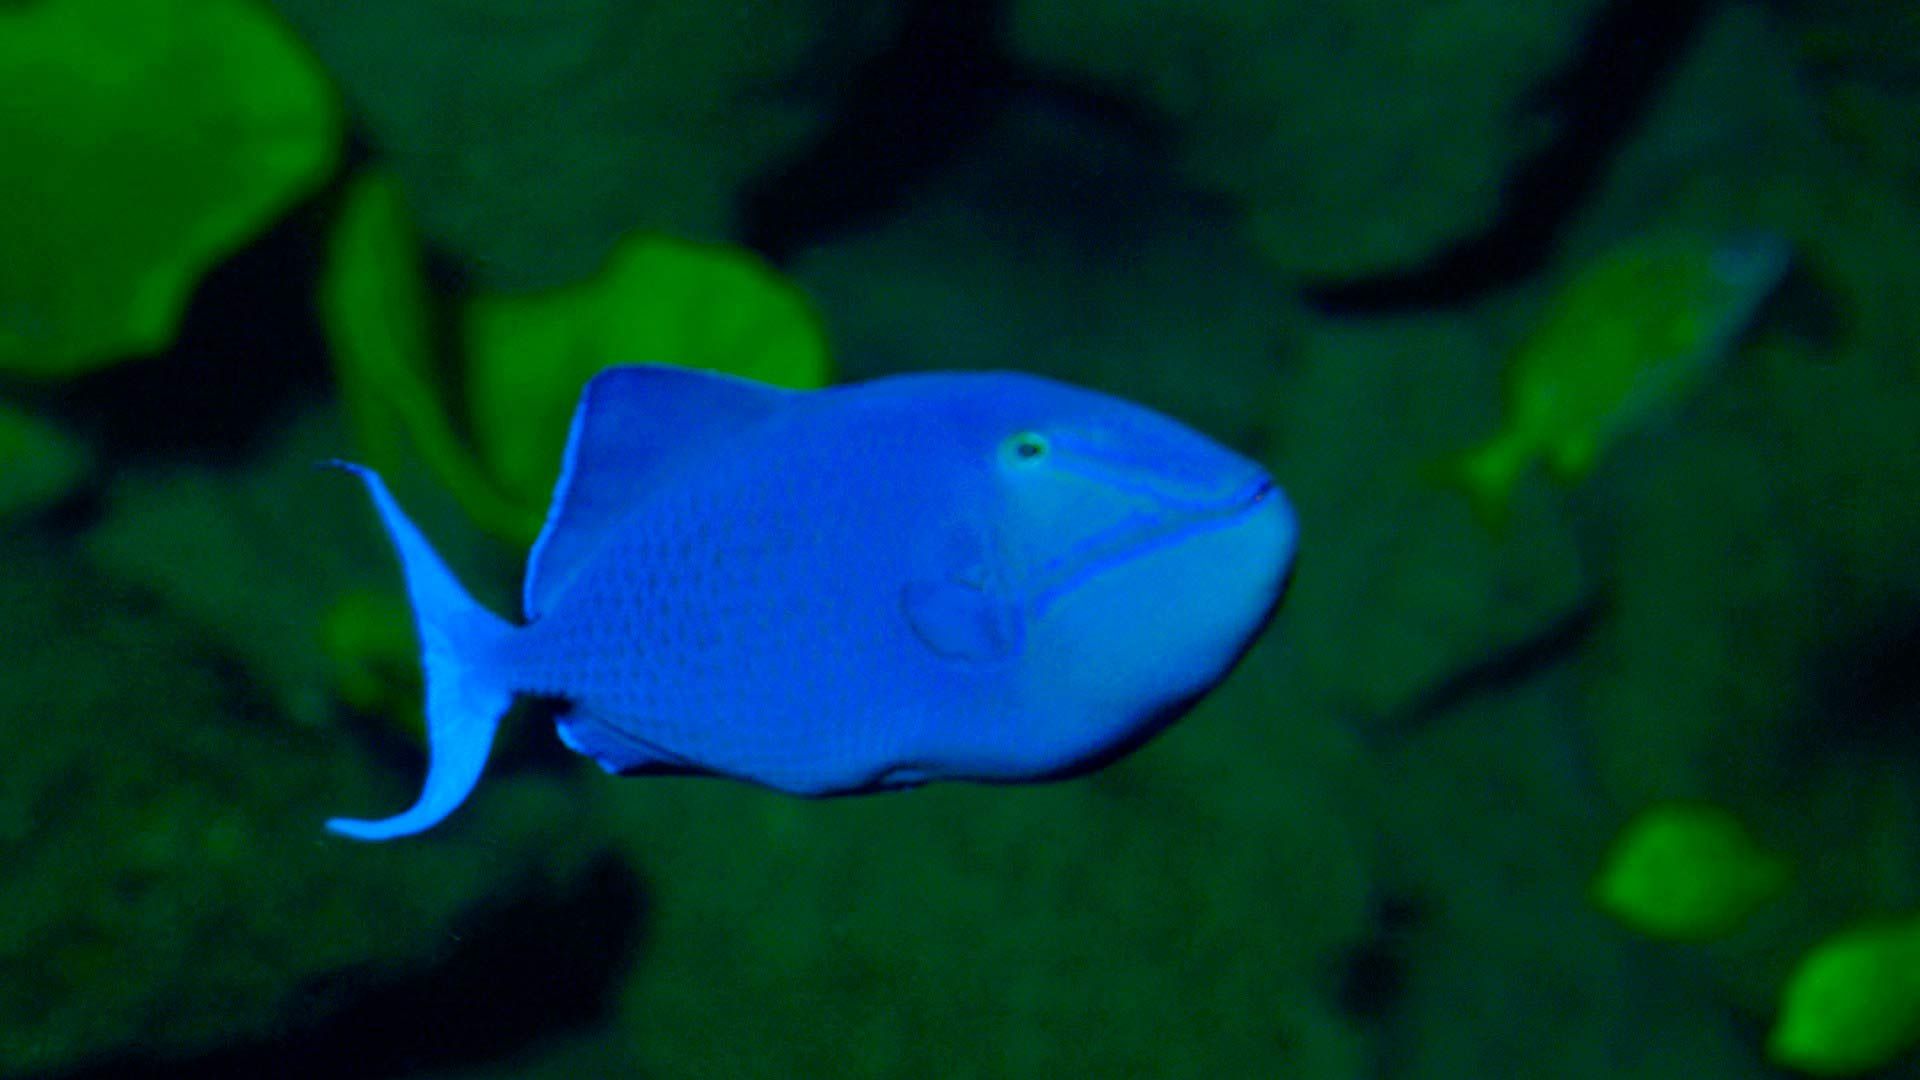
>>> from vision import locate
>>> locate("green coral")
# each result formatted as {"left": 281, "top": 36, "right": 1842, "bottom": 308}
{"left": 269, "top": 0, "right": 903, "bottom": 289}
{"left": 0, "top": 0, "right": 341, "bottom": 375}
{"left": 321, "top": 168, "right": 833, "bottom": 544}
{"left": 1591, "top": 801, "right": 1790, "bottom": 942}
{"left": 83, "top": 409, "right": 395, "bottom": 728}
{"left": 1770, "top": 916, "right": 1920, "bottom": 1076}
{"left": 318, "top": 170, "right": 533, "bottom": 539}
{"left": 463, "top": 233, "right": 833, "bottom": 517}
{"left": 0, "top": 529, "right": 603, "bottom": 1074}
{"left": 1007, "top": 0, "right": 1609, "bottom": 277}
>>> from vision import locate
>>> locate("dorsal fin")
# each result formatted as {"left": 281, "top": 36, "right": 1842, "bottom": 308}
{"left": 523, "top": 364, "right": 795, "bottom": 619}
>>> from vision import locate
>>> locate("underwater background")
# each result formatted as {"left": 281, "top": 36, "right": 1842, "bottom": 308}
{"left": 3, "top": 0, "right": 1919, "bottom": 1077}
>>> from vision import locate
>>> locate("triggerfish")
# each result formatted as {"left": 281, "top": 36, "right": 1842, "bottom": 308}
{"left": 1434, "top": 229, "right": 1792, "bottom": 527}
{"left": 326, "top": 365, "right": 1296, "bottom": 840}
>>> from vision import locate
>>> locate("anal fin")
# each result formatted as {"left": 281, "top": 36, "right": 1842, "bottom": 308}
{"left": 555, "top": 708, "right": 705, "bottom": 778}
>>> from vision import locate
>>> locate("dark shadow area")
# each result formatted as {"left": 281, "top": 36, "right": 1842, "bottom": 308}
{"left": 1382, "top": 590, "right": 1611, "bottom": 736}
{"left": 746, "top": 0, "right": 1724, "bottom": 308}
{"left": 943, "top": 87, "right": 1215, "bottom": 257}
{"left": 47, "top": 854, "right": 647, "bottom": 1080}
{"left": 1303, "top": 0, "right": 1722, "bottom": 314}
{"left": 56, "top": 196, "right": 337, "bottom": 465}
{"left": 1807, "top": 599, "right": 1920, "bottom": 756}
{"left": 1332, "top": 890, "right": 1428, "bottom": 1024}
{"left": 740, "top": 1, "right": 1015, "bottom": 264}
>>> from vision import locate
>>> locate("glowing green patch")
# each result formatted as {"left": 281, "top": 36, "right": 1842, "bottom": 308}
{"left": 1591, "top": 800, "right": 1789, "bottom": 942}
{"left": 1771, "top": 917, "right": 1920, "bottom": 1076}
{"left": 0, "top": 0, "right": 340, "bottom": 375}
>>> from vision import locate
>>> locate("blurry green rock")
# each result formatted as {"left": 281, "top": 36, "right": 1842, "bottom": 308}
{"left": 83, "top": 407, "right": 407, "bottom": 729}
{"left": 1770, "top": 915, "right": 1920, "bottom": 1076}
{"left": 0, "top": 530, "right": 602, "bottom": 1076}
{"left": 321, "top": 169, "right": 833, "bottom": 545}
{"left": 1008, "top": 0, "right": 1608, "bottom": 277}
{"left": 0, "top": 0, "right": 341, "bottom": 375}
{"left": 1592, "top": 801, "right": 1790, "bottom": 942}
{"left": 318, "top": 171, "right": 533, "bottom": 540}
{"left": 0, "top": 398, "right": 91, "bottom": 517}
{"left": 269, "top": 0, "right": 903, "bottom": 290}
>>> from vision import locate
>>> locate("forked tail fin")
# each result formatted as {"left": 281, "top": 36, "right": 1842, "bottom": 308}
{"left": 326, "top": 463, "right": 516, "bottom": 841}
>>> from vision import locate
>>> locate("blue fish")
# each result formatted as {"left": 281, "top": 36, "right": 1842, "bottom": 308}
{"left": 328, "top": 365, "right": 1297, "bottom": 840}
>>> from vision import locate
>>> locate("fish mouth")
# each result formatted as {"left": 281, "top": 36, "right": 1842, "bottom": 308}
{"left": 1026, "top": 469, "right": 1286, "bottom": 616}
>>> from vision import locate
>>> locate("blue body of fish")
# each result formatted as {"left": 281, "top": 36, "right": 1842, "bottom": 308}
{"left": 328, "top": 365, "right": 1296, "bottom": 840}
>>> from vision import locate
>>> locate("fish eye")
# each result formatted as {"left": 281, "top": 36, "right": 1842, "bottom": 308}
{"left": 1003, "top": 431, "right": 1050, "bottom": 466}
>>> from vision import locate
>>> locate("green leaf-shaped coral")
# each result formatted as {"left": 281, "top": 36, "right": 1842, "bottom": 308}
{"left": 321, "top": 169, "right": 832, "bottom": 544}
{"left": 319, "top": 170, "right": 531, "bottom": 539}
{"left": 463, "top": 234, "right": 833, "bottom": 526}
{"left": 0, "top": 0, "right": 341, "bottom": 375}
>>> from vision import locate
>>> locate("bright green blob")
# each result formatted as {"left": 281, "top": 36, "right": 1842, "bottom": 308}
{"left": 0, "top": 0, "right": 341, "bottom": 375}
{"left": 1591, "top": 800, "right": 1789, "bottom": 941}
{"left": 1771, "top": 916, "right": 1920, "bottom": 1076}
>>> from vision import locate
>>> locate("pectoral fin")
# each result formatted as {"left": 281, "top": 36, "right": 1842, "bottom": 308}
{"left": 902, "top": 578, "right": 1024, "bottom": 661}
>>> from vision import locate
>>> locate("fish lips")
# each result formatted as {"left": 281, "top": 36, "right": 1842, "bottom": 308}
{"left": 1028, "top": 467, "right": 1295, "bottom": 618}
